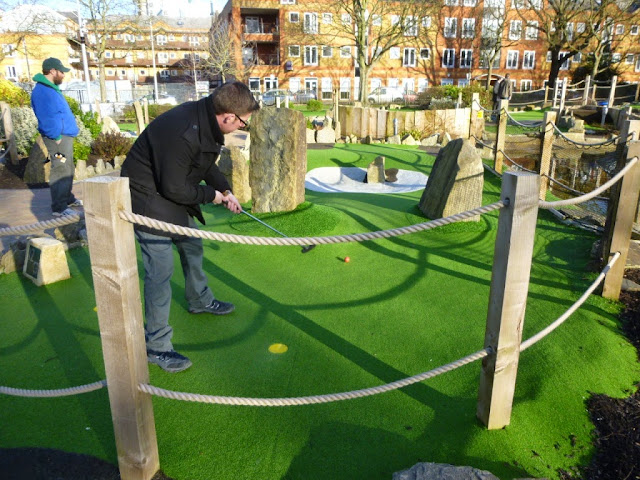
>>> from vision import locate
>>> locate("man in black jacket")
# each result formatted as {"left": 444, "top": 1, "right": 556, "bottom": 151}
{"left": 121, "top": 81, "right": 259, "bottom": 373}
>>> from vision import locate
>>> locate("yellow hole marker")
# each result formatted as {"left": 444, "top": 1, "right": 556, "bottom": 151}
{"left": 268, "top": 343, "right": 288, "bottom": 354}
{"left": 93, "top": 306, "right": 98, "bottom": 312}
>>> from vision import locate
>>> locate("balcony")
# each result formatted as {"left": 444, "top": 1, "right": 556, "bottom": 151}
{"left": 242, "top": 13, "right": 279, "bottom": 42}
{"left": 242, "top": 53, "right": 280, "bottom": 67}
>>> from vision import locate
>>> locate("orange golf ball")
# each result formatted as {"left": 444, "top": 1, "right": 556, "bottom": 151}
{"left": 344, "top": 256, "right": 350, "bottom": 263}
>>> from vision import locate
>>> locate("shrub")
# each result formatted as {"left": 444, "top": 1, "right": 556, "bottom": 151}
{"left": 0, "top": 79, "right": 30, "bottom": 107}
{"left": 74, "top": 141, "right": 91, "bottom": 162}
{"left": 306, "top": 99, "right": 323, "bottom": 111}
{"left": 122, "top": 103, "right": 174, "bottom": 123}
{"left": 0, "top": 106, "right": 38, "bottom": 156}
{"left": 64, "top": 95, "right": 101, "bottom": 140}
{"left": 417, "top": 83, "right": 493, "bottom": 110}
{"left": 91, "top": 131, "right": 133, "bottom": 161}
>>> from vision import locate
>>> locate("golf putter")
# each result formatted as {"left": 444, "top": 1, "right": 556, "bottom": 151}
{"left": 240, "top": 209, "right": 315, "bottom": 254}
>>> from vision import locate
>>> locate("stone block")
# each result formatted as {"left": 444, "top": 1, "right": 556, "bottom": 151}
{"left": 101, "top": 115, "right": 120, "bottom": 135}
{"left": 316, "top": 127, "right": 336, "bottom": 144}
{"left": 420, "top": 134, "right": 439, "bottom": 146}
{"left": 387, "top": 134, "right": 401, "bottom": 145}
{"left": 24, "top": 135, "right": 50, "bottom": 184}
{"left": 393, "top": 462, "right": 499, "bottom": 480}
{"left": 250, "top": 108, "right": 306, "bottom": 213}
{"left": 306, "top": 128, "right": 316, "bottom": 144}
{"left": 74, "top": 160, "right": 88, "bottom": 180}
{"left": 419, "top": 138, "right": 484, "bottom": 222}
{"left": 22, "top": 237, "right": 70, "bottom": 286}
{"left": 366, "top": 156, "right": 385, "bottom": 183}
{"left": 402, "top": 134, "right": 418, "bottom": 145}
{"left": 217, "top": 146, "right": 252, "bottom": 203}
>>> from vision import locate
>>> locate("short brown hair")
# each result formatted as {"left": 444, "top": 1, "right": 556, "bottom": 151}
{"left": 211, "top": 81, "right": 260, "bottom": 116}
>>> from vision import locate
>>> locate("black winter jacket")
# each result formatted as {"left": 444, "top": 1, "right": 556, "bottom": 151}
{"left": 121, "top": 95, "right": 231, "bottom": 235}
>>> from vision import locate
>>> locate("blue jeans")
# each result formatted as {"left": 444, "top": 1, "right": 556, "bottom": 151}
{"left": 135, "top": 217, "right": 215, "bottom": 352}
{"left": 43, "top": 136, "right": 77, "bottom": 213}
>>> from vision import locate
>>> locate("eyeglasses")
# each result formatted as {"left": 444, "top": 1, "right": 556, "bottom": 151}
{"left": 234, "top": 114, "right": 249, "bottom": 128}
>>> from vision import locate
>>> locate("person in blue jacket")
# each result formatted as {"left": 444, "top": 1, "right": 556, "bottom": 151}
{"left": 31, "top": 57, "right": 82, "bottom": 216}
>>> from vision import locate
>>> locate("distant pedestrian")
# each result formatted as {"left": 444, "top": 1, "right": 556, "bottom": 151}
{"left": 31, "top": 57, "right": 82, "bottom": 216}
{"left": 492, "top": 74, "right": 512, "bottom": 121}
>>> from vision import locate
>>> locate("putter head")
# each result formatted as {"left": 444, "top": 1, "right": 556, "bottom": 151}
{"left": 301, "top": 245, "right": 316, "bottom": 254}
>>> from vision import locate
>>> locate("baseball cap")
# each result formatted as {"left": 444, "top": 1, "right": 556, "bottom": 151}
{"left": 42, "top": 57, "right": 70, "bottom": 73}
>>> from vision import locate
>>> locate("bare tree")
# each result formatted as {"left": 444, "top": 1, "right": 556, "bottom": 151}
{"left": 76, "top": 0, "right": 139, "bottom": 101}
{"left": 202, "top": 13, "right": 238, "bottom": 84}
{"left": 298, "top": 0, "right": 433, "bottom": 103}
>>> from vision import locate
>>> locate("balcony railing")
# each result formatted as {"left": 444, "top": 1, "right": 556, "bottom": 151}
{"left": 243, "top": 22, "right": 279, "bottom": 35}
{"left": 242, "top": 54, "right": 280, "bottom": 66}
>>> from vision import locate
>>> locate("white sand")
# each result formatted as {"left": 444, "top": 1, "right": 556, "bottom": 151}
{"left": 305, "top": 167, "right": 429, "bottom": 194}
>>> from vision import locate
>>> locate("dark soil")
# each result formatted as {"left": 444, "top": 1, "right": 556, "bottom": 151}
{"left": 0, "top": 164, "right": 638, "bottom": 480}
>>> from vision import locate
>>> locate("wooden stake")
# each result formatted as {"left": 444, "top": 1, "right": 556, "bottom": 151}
{"left": 477, "top": 172, "right": 540, "bottom": 429}
{"left": 494, "top": 99, "right": 508, "bottom": 173}
{"left": 83, "top": 177, "right": 159, "bottom": 480}
{"left": 538, "top": 110, "right": 557, "bottom": 200}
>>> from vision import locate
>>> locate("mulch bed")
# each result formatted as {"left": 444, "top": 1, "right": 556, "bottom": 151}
{"left": 0, "top": 162, "right": 638, "bottom": 479}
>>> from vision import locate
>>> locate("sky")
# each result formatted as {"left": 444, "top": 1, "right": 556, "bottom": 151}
{"left": 36, "top": 0, "right": 228, "bottom": 17}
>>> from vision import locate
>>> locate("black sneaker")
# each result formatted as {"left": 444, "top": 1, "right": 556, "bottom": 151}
{"left": 188, "top": 299, "right": 235, "bottom": 315}
{"left": 147, "top": 349, "right": 192, "bottom": 373}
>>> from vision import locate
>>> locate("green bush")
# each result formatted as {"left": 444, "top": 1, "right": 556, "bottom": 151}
{"left": 0, "top": 79, "right": 30, "bottom": 107}
{"left": 0, "top": 106, "right": 38, "bottom": 156}
{"left": 417, "top": 83, "right": 493, "bottom": 110}
{"left": 74, "top": 141, "right": 91, "bottom": 162}
{"left": 306, "top": 99, "right": 323, "bottom": 111}
{"left": 91, "top": 131, "right": 133, "bottom": 160}
{"left": 122, "top": 103, "right": 174, "bottom": 123}
{"left": 64, "top": 95, "right": 101, "bottom": 140}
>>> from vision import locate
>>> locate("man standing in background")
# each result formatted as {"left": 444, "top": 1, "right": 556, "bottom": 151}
{"left": 31, "top": 57, "right": 82, "bottom": 216}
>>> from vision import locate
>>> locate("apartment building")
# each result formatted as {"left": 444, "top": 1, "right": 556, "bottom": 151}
{"left": 220, "top": 0, "right": 640, "bottom": 100}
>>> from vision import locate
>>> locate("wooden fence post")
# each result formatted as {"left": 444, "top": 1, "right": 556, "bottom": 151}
{"left": 559, "top": 77, "right": 568, "bottom": 114}
{"left": 583, "top": 75, "right": 591, "bottom": 106}
{"left": 143, "top": 97, "right": 149, "bottom": 125}
{"left": 544, "top": 86, "right": 549, "bottom": 107}
{"left": 538, "top": 110, "right": 557, "bottom": 200}
{"left": 477, "top": 171, "right": 540, "bottom": 430}
{"left": 0, "top": 101, "right": 18, "bottom": 165}
{"left": 83, "top": 177, "right": 159, "bottom": 480}
{"left": 552, "top": 81, "right": 560, "bottom": 108}
{"left": 494, "top": 99, "right": 509, "bottom": 173}
{"left": 608, "top": 75, "right": 617, "bottom": 108}
{"left": 602, "top": 141, "right": 640, "bottom": 300}
{"left": 469, "top": 92, "right": 480, "bottom": 140}
{"left": 133, "top": 101, "right": 145, "bottom": 136}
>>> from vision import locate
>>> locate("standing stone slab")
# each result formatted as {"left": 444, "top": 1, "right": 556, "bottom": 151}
{"left": 24, "top": 135, "right": 50, "bottom": 184}
{"left": 419, "top": 138, "right": 484, "bottom": 221}
{"left": 217, "top": 146, "right": 251, "bottom": 203}
{"left": 376, "top": 109, "right": 388, "bottom": 139}
{"left": 366, "top": 156, "right": 385, "bottom": 183}
{"left": 250, "top": 108, "right": 306, "bottom": 213}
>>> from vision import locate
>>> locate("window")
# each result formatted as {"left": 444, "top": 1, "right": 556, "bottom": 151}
{"left": 632, "top": 25, "right": 639, "bottom": 35}
{"left": 420, "top": 48, "right": 430, "bottom": 60}
{"left": 304, "top": 46, "right": 318, "bottom": 65}
{"left": 249, "top": 77, "right": 260, "bottom": 92}
{"left": 107, "top": 69, "right": 115, "bottom": 76}
{"left": 458, "top": 78, "right": 469, "bottom": 87}
{"left": 170, "top": 70, "right": 178, "bottom": 76}
{"left": 289, "top": 45, "right": 300, "bottom": 57}
{"left": 523, "top": 50, "right": 535, "bottom": 69}
{"left": 139, "top": 69, "right": 146, "bottom": 75}
{"left": 403, "top": 48, "right": 416, "bottom": 67}
{"left": 2, "top": 44, "right": 14, "bottom": 57}
{"left": 441, "top": 78, "right": 454, "bottom": 86}
{"left": 559, "top": 51, "right": 570, "bottom": 69}
{"left": 577, "top": 22, "right": 585, "bottom": 34}
{"left": 281, "top": 0, "right": 295, "bottom": 4}
{"left": 521, "top": 80, "right": 532, "bottom": 91}
{"left": 322, "top": 13, "right": 332, "bottom": 24}
{"left": 404, "top": 16, "right": 417, "bottom": 36}
{"left": 304, "top": 13, "right": 318, "bottom": 33}
{"left": 460, "top": 49, "right": 473, "bottom": 68}
{"left": 442, "top": 48, "right": 456, "bottom": 68}
{"left": 480, "top": 49, "right": 500, "bottom": 68}
{"left": 322, "top": 46, "right": 332, "bottom": 57}
{"left": 156, "top": 35, "right": 166, "bottom": 45}
{"left": 616, "top": 24, "right": 624, "bottom": 35}
{"left": 124, "top": 34, "right": 135, "bottom": 43}
{"left": 612, "top": 53, "right": 622, "bottom": 63}
{"left": 340, "top": 77, "right": 350, "bottom": 100}
{"left": 482, "top": 18, "right": 499, "bottom": 38}
{"left": 264, "top": 76, "right": 278, "bottom": 90}
{"left": 105, "top": 51, "right": 113, "bottom": 58}
{"left": 341, "top": 13, "right": 351, "bottom": 25}
{"left": 444, "top": 18, "right": 457, "bottom": 38}
{"left": 422, "top": 16, "right": 431, "bottom": 28}
{"left": 509, "top": 20, "right": 522, "bottom": 40}
{"left": 627, "top": 54, "right": 635, "bottom": 64}
{"left": 372, "top": 14, "right": 381, "bottom": 26}
{"left": 463, "top": 0, "right": 477, "bottom": 5}
{"left": 418, "top": 78, "right": 429, "bottom": 92}
{"left": 391, "top": 15, "right": 400, "bottom": 26}
{"left": 573, "top": 52, "right": 581, "bottom": 63}
{"left": 546, "top": 51, "right": 552, "bottom": 62}
{"left": 389, "top": 47, "right": 400, "bottom": 59}
{"left": 289, "top": 12, "right": 299, "bottom": 23}
{"left": 566, "top": 23, "right": 574, "bottom": 41}
{"left": 636, "top": 55, "right": 640, "bottom": 72}
{"left": 170, "top": 53, "right": 176, "bottom": 59}
{"left": 318, "top": 77, "right": 330, "bottom": 99}
{"left": 525, "top": 21, "right": 538, "bottom": 40}
{"left": 5, "top": 65, "right": 17, "bottom": 78}
{"left": 341, "top": 46, "right": 351, "bottom": 57}
{"left": 157, "top": 52, "right": 168, "bottom": 62}
{"left": 462, "top": 18, "right": 475, "bottom": 38}
{"left": 445, "top": 0, "right": 459, "bottom": 5}
{"left": 506, "top": 50, "right": 519, "bottom": 69}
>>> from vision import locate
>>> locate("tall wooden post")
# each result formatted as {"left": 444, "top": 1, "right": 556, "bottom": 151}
{"left": 0, "top": 101, "right": 18, "bottom": 165}
{"left": 602, "top": 141, "right": 640, "bottom": 300}
{"left": 494, "top": 99, "right": 509, "bottom": 173}
{"left": 538, "top": 110, "right": 558, "bottom": 200}
{"left": 544, "top": 86, "right": 549, "bottom": 107}
{"left": 133, "top": 101, "right": 145, "bottom": 136}
{"left": 607, "top": 75, "right": 617, "bottom": 109}
{"left": 83, "top": 177, "right": 159, "bottom": 480}
{"left": 469, "top": 92, "right": 480, "bottom": 140}
{"left": 583, "top": 75, "right": 591, "bottom": 106}
{"left": 477, "top": 172, "right": 540, "bottom": 429}
{"left": 552, "top": 81, "right": 560, "bottom": 108}
{"left": 559, "top": 77, "right": 568, "bottom": 114}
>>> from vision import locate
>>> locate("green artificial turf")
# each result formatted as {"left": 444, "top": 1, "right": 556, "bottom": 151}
{"left": 1, "top": 144, "right": 638, "bottom": 480}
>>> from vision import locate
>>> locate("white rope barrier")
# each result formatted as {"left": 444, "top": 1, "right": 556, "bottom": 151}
{"left": 119, "top": 202, "right": 505, "bottom": 246}
{"left": 471, "top": 135, "right": 496, "bottom": 152}
{"left": 540, "top": 157, "right": 637, "bottom": 208}
{"left": 0, "top": 212, "right": 83, "bottom": 237}
{"left": 0, "top": 380, "right": 107, "bottom": 398}
{"left": 544, "top": 174, "right": 609, "bottom": 201}
{"left": 521, "top": 252, "right": 620, "bottom": 351}
{"left": 498, "top": 150, "right": 537, "bottom": 174}
{"left": 505, "top": 111, "right": 544, "bottom": 129}
{"left": 138, "top": 348, "right": 491, "bottom": 406}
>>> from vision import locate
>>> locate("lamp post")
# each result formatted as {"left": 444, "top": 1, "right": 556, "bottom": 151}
{"left": 77, "top": 0, "right": 92, "bottom": 108}
{"left": 150, "top": 20, "right": 158, "bottom": 102}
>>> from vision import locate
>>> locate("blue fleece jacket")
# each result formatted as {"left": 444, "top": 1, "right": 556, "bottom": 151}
{"left": 31, "top": 73, "right": 79, "bottom": 140}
